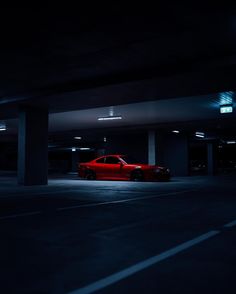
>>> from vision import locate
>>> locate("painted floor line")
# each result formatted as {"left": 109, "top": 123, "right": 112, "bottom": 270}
{"left": 223, "top": 219, "right": 236, "bottom": 228}
{"left": 0, "top": 190, "right": 196, "bottom": 220}
{"left": 0, "top": 187, "right": 175, "bottom": 199}
{"left": 67, "top": 230, "right": 219, "bottom": 294}
{"left": 0, "top": 211, "right": 41, "bottom": 220}
{"left": 57, "top": 189, "right": 197, "bottom": 211}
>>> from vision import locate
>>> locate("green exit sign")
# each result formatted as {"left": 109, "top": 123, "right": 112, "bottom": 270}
{"left": 220, "top": 105, "right": 233, "bottom": 114}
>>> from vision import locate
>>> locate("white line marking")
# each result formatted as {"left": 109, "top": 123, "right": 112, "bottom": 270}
{"left": 67, "top": 230, "right": 219, "bottom": 294}
{"left": 57, "top": 189, "right": 196, "bottom": 211}
{"left": 224, "top": 219, "right": 236, "bottom": 228}
{"left": 0, "top": 190, "right": 196, "bottom": 220}
{"left": 0, "top": 187, "right": 173, "bottom": 199}
{"left": 0, "top": 211, "right": 41, "bottom": 220}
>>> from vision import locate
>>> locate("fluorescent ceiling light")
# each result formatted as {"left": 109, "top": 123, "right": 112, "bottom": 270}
{"left": 98, "top": 116, "right": 122, "bottom": 121}
{"left": 219, "top": 92, "right": 234, "bottom": 113}
{"left": 109, "top": 106, "right": 114, "bottom": 116}
{"left": 195, "top": 132, "right": 205, "bottom": 138}
{"left": 220, "top": 104, "right": 233, "bottom": 114}
{"left": 0, "top": 122, "right": 6, "bottom": 131}
{"left": 172, "top": 130, "right": 180, "bottom": 133}
{"left": 74, "top": 136, "right": 82, "bottom": 140}
{"left": 219, "top": 91, "right": 234, "bottom": 105}
{"left": 72, "top": 148, "right": 76, "bottom": 152}
{"left": 226, "top": 141, "right": 236, "bottom": 144}
{"left": 79, "top": 148, "right": 90, "bottom": 150}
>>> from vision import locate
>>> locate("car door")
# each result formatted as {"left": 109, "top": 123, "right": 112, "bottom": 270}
{"left": 92, "top": 157, "right": 106, "bottom": 178}
{"left": 103, "top": 156, "right": 122, "bottom": 179}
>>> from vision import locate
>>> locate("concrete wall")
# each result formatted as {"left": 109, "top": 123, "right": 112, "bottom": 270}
{"left": 104, "top": 132, "right": 148, "bottom": 163}
{"left": 0, "top": 142, "right": 17, "bottom": 171}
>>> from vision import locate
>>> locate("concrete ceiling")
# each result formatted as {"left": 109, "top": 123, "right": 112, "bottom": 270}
{"left": 1, "top": 6, "right": 236, "bottom": 145}
{"left": 2, "top": 92, "right": 236, "bottom": 135}
{"left": 0, "top": 8, "right": 236, "bottom": 109}
{"left": 48, "top": 94, "right": 235, "bottom": 131}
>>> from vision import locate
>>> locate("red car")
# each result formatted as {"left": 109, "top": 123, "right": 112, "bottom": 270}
{"left": 78, "top": 155, "right": 170, "bottom": 181}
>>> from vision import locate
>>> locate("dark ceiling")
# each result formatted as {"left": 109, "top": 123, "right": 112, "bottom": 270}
{"left": 1, "top": 6, "right": 236, "bottom": 150}
{"left": 1, "top": 6, "right": 236, "bottom": 118}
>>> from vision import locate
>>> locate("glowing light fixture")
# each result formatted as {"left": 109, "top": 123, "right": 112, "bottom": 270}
{"left": 0, "top": 122, "right": 6, "bottom": 131}
{"left": 195, "top": 132, "right": 205, "bottom": 138}
{"left": 98, "top": 106, "right": 122, "bottom": 121}
{"left": 98, "top": 116, "right": 122, "bottom": 121}
{"left": 219, "top": 91, "right": 234, "bottom": 105}
{"left": 172, "top": 130, "right": 180, "bottom": 134}
{"left": 226, "top": 140, "right": 236, "bottom": 144}
{"left": 79, "top": 148, "right": 90, "bottom": 150}
{"left": 219, "top": 91, "right": 234, "bottom": 114}
{"left": 74, "top": 136, "right": 82, "bottom": 140}
{"left": 72, "top": 148, "right": 76, "bottom": 152}
{"left": 220, "top": 105, "right": 233, "bottom": 114}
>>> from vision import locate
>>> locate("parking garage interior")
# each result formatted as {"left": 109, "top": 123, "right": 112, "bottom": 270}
{"left": 1, "top": 6, "right": 236, "bottom": 294}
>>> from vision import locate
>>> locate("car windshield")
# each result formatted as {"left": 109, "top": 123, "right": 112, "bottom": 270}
{"left": 120, "top": 156, "right": 140, "bottom": 164}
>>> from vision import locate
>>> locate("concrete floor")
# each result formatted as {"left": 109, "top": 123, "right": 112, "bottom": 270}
{"left": 0, "top": 175, "right": 236, "bottom": 293}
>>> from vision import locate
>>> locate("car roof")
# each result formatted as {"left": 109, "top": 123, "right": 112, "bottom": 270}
{"left": 94, "top": 154, "right": 125, "bottom": 160}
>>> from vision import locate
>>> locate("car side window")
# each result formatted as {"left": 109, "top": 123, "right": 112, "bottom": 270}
{"left": 96, "top": 158, "right": 105, "bottom": 163}
{"left": 105, "top": 156, "right": 121, "bottom": 164}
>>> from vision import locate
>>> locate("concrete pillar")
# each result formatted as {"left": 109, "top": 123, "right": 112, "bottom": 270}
{"left": 207, "top": 142, "right": 215, "bottom": 175}
{"left": 18, "top": 106, "right": 48, "bottom": 185}
{"left": 155, "top": 132, "right": 164, "bottom": 166}
{"left": 148, "top": 130, "right": 156, "bottom": 165}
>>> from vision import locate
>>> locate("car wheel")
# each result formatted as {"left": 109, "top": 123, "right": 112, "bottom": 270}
{"left": 85, "top": 170, "right": 96, "bottom": 180}
{"left": 130, "top": 170, "right": 143, "bottom": 181}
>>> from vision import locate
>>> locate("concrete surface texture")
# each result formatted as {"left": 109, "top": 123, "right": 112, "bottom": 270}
{"left": 0, "top": 175, "right": 236, "bottom": 293}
